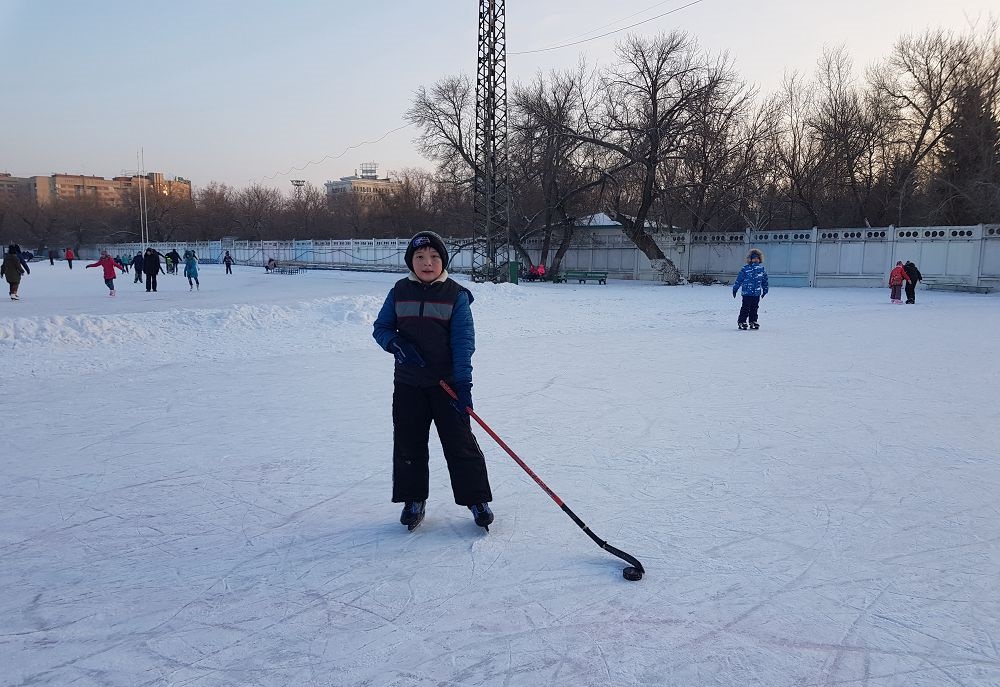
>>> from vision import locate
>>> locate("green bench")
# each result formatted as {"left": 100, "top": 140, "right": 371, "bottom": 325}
{"left": 923, "top": 280, "right": 991, "bottom": 294}
{"left": 553, "top": 270, "right": 608, "bottom": 285}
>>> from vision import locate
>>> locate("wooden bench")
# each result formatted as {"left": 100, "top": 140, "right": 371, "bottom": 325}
{"left": 923, "top": 281, "right": 992, "bottom": 294}
{"left": 553, "top": 270, "right": 608, "bottom": 285}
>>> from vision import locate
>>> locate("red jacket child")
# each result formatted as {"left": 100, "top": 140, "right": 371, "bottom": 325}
{"left": 87, "top": 253, "right": 124, "bottom": 280}
{"left": 889, "top": 263, "right": 910, "bottom": 286}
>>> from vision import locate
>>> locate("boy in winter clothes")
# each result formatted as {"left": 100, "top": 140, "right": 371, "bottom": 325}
{"left": 223, "top": 251, "right": 234, "bottom": 274}
{"left": 888, "top": 261, "right": 910, "bottom": 304}
{"left": 732, "top": 248, "right": 769, "bottom": 329}
{"left": 86, "top": 250, "right": 124, "bottom": 296}
{"left": 372, "top": 231, "right": 494, "bottom": 531}
{"left": 903, "top": 260, "right": 922, "bottom": 304}
{"left": 2, "top": 245, "right": 26, "bottom": 300}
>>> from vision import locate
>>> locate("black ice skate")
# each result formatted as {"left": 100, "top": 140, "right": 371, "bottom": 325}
{"left": 400, "top": 501, "right": 426, "bottom": 531}
{"left": 749, "top": 322, "right": 760, "bottom": 330}
{"left": 738, "top": 322, "right": 749, "bottom": 330}
{"left": 469, "top": 503, "right": 494, "bottom": 531}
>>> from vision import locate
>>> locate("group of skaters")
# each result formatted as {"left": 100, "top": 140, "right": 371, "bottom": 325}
{"left": 46, "top": 247, "right": 76, "bottom": 267}
{"left": 889, "top": 260, "right": 923, "bottom": 304}
{"left": 1, "top": 244, "right": 208, "bottom": 299}
{"left": 117, "top": 248, "right": 201, "bottom": 294}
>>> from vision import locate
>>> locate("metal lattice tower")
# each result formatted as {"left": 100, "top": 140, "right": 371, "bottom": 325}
{"left": 472, "top": 0, "right": 510, "bottom": 282}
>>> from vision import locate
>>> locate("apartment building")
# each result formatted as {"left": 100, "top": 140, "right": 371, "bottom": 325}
{"left": 0, "top": 171, "right": 192, "bottom": 207}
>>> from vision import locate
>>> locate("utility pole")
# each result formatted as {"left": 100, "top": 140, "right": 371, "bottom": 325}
{"left": 290, "top": 179, "right": 306, "bottom": 235}
{"left": 472, "top": 0, "right": 511, "bottom": 283}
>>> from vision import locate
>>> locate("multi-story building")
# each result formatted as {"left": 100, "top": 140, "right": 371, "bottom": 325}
{"left": 325, "top": 162, "right": 400, "bottom": 201}
{"left": 0, "top": 171, "right": 192, "bottom": 207}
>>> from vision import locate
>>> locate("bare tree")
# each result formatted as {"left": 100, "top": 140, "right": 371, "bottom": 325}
{"left": 549, "top": 32, "right": 713, "bottom": 283}
{"left": 405, "top": 75, "right": 478, "bottom": 186}
{"left": 233, "top": 184, "right": 284, "bottom": 240}
{"left": 870, "top": 29, "right": 976, "bottom": 223}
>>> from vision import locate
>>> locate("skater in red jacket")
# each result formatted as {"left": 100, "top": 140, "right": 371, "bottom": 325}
{"left": 86, "top": 250, "right": 125, "bottom": 296}
{"left": 888, "top": 261, "right": 910, "bottom": 304}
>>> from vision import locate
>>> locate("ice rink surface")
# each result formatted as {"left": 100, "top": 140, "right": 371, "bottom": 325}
{"left": 3, "top": 262, "right": 999, "bottom": 686}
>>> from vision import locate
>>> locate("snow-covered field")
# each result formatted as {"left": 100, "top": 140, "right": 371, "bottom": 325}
{"left": 3, "top": 262, "right": 999, "bottom": 686}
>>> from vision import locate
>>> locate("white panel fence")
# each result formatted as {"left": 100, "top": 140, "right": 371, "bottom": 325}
{"left": 96, "top": 223, "right": 1000, "bottom": 289}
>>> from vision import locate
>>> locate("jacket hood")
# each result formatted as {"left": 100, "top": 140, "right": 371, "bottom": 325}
{"left": 746, "top": 248, "right": 765, "bottom": 263}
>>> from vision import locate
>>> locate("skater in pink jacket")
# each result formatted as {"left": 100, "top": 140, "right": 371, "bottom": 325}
{"left": 86, "top": 250, "right": 125, "bottom": 296}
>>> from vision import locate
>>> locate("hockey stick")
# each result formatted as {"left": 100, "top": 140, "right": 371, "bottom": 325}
{"left": 439, "top": 380, "right": 645, "bottom": 581}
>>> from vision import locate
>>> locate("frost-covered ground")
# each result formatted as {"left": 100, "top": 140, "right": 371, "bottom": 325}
{"left": 3, "top": 262, "right": 1000, "bottom": 687}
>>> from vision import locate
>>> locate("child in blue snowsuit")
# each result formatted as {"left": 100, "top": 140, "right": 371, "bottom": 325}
{"left": 732, "top": 248, "right": 769, "bottom": 329}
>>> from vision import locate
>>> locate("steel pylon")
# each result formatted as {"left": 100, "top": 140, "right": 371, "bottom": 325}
{"left": 472, "top": 0, "right": 510, "bottom": 282}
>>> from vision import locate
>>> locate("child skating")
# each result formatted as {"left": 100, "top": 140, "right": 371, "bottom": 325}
{"left": 732, "top": 248, "right": 769, "bottom": 329}
{"left": 372, "top": 231, "right": 494, "bottom": 531}
{"left": 184, "top": 251, "right": 200, "bottom": 291}
{"left": 86, "top": 250, "right": 125, "bottom": 296}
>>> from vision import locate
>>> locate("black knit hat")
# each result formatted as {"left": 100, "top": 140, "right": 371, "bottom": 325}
{"left": 404, "top": 231, "right": 449, "bottom": 271}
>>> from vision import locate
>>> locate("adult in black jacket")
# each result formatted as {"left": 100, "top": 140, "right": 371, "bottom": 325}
{"left": 903, "top": 261, "right": 922, "bottom": 304}
{"left": 142, "top": 248, "right": 164, "bottom": 292}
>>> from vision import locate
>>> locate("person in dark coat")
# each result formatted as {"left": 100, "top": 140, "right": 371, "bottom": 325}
{"left": 903, "top": 261, "right": 922, "bottom": 304}
{"left": 223, "top": 251, "right": 234, "bottom": 275}
{"left": 48, "top": 248, "right": 57, "bottom": 266}
{"left": 372, "top": 231, "right": 494, "bottom": 531}
{"left": 2, "top": 245, "right": 26, "bottom": 300}
{"left": 133, "top": 251, "right": 144, "bottom": 283}
{"left": 142, "top": 248, "right": 164, "bottom": 292}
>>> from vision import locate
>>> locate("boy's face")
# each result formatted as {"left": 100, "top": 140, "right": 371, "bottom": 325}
{"left": 412, "top": 246, "right": 443, "bottom": 283}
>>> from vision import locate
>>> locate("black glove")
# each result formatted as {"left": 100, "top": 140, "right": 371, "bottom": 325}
{"left": 732, "top": 290, "right": 738, "bottom": 298}
{"left": 450, "top": 381, "right": 473, "bottom": 418}
{"left": 388, "top": 338, "right": 425, "bottom": 367}
{"left": 762, "top": 289, "right": 767, "bottom": 298}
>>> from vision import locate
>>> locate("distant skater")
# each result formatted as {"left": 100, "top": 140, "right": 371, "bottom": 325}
{"left": 223, "top": 251, "right": 234, "bottom": 275}
{"left": 903, "top": 260, "right": 922, "bottom": 304}
{"left": 889, "top": 261, "right": 909, "bottom": 304}
{"left": 2, "top": 245, "right": 26, "bottom": 300}
{"left": 143, "top": 248, "right": 164, "bottom": 292}
{"left": 732, "top": 248, "right": 769, "bottom": 330}
{"left": 184, "top": 251, "right": 200, "bottom": 291}
{"left": 64, "top": 247, "right": 75, "bottom": 269}
{"left": 86, "top": 250, "right": 124, "bottom": 296}
{"left": 133, "top": 251, "right": 144, "bottom": 284}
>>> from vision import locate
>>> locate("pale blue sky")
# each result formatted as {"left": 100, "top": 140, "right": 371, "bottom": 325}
{"left": 1, "top": 0, "right": 995, "bottom": 192}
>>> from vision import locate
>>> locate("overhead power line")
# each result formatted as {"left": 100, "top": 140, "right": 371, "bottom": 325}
{"left": 509, "top": 0, "right": 706, "bottom": 56}
{"left": 254, "top": 123, "right": 414, "bottom": 184}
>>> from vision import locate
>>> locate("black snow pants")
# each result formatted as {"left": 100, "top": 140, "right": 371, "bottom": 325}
{"left": 905, "top": 281, "right": 917, "bottom": 303}
{"left": 738, "top": 295, "right": 761, "bottom": 324}
{"left": 145, "top": 273, "right": 158, "bottom": 292}
{"left": 391, "top": 382, "right": 492, "bottom": 506}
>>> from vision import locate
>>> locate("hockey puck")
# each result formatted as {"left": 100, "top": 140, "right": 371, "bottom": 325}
{"left": 622, "top": 566, "right": 643, "bottom": 581}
